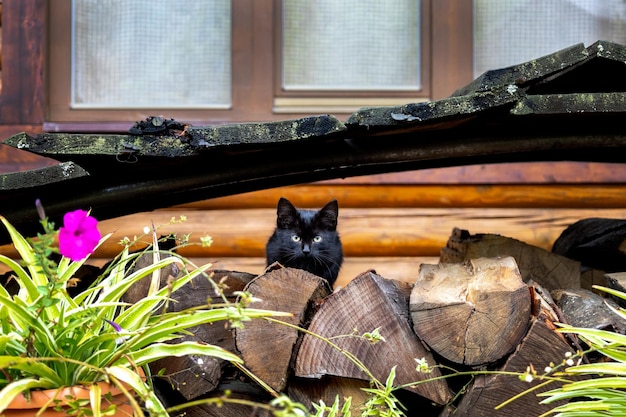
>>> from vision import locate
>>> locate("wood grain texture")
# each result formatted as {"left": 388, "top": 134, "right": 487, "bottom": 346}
{"left": 295, "top": 271, "right": 453, "bottom": 405}
{"left": 1, "top": 206, "right": 622, "bottom": 288}
{"left": 79, "top": 207, "right": 626, "bottom": 259}
{"left": 235, "top": 267, "right": 330, "bottom": 392}
{"left": 451, "top": 311, "right": 571, "bottom": 417}
{"left": 411, "top": 257, "right": 531, "bottom": 366}
{"left": 181, "top": 183, "right": 626, "bottom": 209}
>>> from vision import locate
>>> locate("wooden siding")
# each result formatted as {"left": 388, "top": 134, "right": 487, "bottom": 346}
{"left": 74, "top": 183, "right": 626, "bottom": 288}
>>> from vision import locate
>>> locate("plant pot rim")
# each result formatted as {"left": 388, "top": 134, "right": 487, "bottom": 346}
{"left": 8, "top": 368, "right": 142, "bottom": 409}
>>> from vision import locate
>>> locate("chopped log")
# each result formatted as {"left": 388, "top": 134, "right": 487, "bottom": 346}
{"left": 287, "top": 376, "right": 370, "bottom": 415}
{"left": 235, "top": 267, "right": 331, "bottom": 392}
{"left": 180, "top": 381, "right": 271, "bottom": 417}
{"left": 449, "top": 307, "right": 573, "bottom": 417}
{"left": 183, "top": 402, "right": 270, "bottom": 417}
{"left": 581, "top": 268, "right": 608, "bottom": 293}
{"left": 150, "top": 270, "right": 256, "bottom": 401}
{"left": 287, "top": 376, "right": 442, "bottom": 417}
{"left": 187, "top": 183, "right": 626, "bottom": 210}
{"left": 295, "top": 271, "right": 453, "bottom": 405}
{"left": 605, "top": 271, "right": 626, "bottom": 307}
{"left": 410, "top": 257, "right": 531, "bottom": 366}
{"left": 441, "top": 228, "right": 581, "bottom": 290}
{"left": 552, "top": 217, "right": 626, "bottom": 272}
{"left": 552, "top": 288, "right": 626, "bottom": 333}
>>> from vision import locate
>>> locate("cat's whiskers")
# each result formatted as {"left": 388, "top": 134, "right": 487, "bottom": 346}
{"left": 266, "top": 197, "right": 343, "bottom": 286}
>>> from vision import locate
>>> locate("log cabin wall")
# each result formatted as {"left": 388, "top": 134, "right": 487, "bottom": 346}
{"left": 89, "top": 166, "right": 626, "bottom": 288}
{"left": 0, "top": 1, "right": 625, "bottom": 289}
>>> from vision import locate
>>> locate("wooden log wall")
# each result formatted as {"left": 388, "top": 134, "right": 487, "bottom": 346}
{"left": 1, "top": 145, "right": 625, "bottom": 289}
{"left": 80, "top": 181, "right": 626, "bottom": 288}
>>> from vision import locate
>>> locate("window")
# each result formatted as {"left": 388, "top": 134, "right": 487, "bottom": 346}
{"left": 43, "top": 0, "right": 626, "bottom": 130}
{"left": 71, "top": 0, "right": 232, "bottom": 110}
{"left": 46, "top": 0, "right": 472, "bottom": 129}
{"left": 275, "top": 0, "right": 427, "bottom": 114}
{"left": 474, "top": 0, "right": 626, "bottom": 77}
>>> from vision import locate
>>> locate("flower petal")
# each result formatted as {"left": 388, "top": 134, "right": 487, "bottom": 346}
{"left": 58, "top": 210, "right": 101, "bottom": 261}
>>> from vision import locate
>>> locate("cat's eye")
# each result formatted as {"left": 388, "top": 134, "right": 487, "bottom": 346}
{"left": 291, "top": 234, "right": 301, "bottom": 242}
{"left": 313, "top": 235, "right": 323, "bottom": 243}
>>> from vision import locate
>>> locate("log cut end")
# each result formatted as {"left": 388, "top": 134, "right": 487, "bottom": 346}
{"left": 235, "top": 267, "right": 331, "bottom": 392}
{"left": 295, "top": 270, "right": 453, "bottom": 405}
{"left": 410, "top": 257, "right": 532, "bottom": 366}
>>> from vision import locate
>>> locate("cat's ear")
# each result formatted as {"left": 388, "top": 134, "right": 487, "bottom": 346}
{"left": 317, "top": 199, "right": 339, "bottom": 230}
{"left": 276, "top": 197, "right": 299, "bottom": 228}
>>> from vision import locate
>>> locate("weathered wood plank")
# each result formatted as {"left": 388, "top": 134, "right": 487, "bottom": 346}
{"left": 180, "top": 184, "right": 626, "bottom": 209}
{"left": 4, "top": 125, "right": 626, "bottom": 242}
{"left": 74, "top": 208, "right": 626, "bottom": 258}
{"left": 2, "top": 208, "right": 624, "bottom": 263}
{"left": 0, "top": 162, "right": 88, "bottom": 189}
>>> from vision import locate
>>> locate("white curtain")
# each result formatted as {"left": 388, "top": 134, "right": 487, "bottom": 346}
{"left": 282, "top": 0, "right": 421, "bottom": 91}
{"left": 474, "top": 0, "right": 626, "bottom": 76}
{"left": 72, "top": 0, "right": 231, "bottom": 109}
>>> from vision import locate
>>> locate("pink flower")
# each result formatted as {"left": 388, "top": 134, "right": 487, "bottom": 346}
{"left": 58, "top": 210, "right": 101, "bottom": 261}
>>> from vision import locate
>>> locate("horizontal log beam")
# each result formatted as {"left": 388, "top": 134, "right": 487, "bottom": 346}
{"left": 3, "top": 116, "right": 626, "bottom": 242}
{"left": 181, "top": 184, "right": 626, "bottom": 209}
{"left": 1, "top": 207, "right": 620, "bottom": 259}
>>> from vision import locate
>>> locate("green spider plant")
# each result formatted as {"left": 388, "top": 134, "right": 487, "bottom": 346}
{"left": 0, "top": 214, "right": 286, "bottom": 417}
{"left": 538, "top": 285, "right": 626, "bottom": 416}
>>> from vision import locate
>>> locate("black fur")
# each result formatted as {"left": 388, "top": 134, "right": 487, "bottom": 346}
{"left": 266, "top": 198, "right": 343, "bottom": 287}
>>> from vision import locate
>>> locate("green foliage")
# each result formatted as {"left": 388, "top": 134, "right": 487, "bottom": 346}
{"left": 537, "top": 285, "right": 626, "bottom": 416}
{"left": 361, "top": 367, "right": 406, "bottom": 417}
{"left": 0, "top": 213, "right": 288, "bottom": 417}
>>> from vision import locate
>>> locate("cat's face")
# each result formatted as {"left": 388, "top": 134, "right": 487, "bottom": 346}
{"left": 266, "top": 198, "right": 343, "bottom": 286}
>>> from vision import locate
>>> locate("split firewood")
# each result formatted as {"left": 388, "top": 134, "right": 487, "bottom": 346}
{"left": 150, "top": 270, "right": 256, "bottom": 401}
{"left": 552, "top": 217, "right": 626, "bottom": 273}
{"left": 235, "top": 266, "right": 332, "bottom": 392}
{"left": 581, "top": 268, "right": 608, "bottom": 293}
{"left": 605, "top": 271, "right": 626, "bottom": 307}
{"left": 552, "top": 288, "right": 626, "bottom": 333}
{"left": 287, "top": 376, "right": 370, "bottom": 415}
{"left": 287, "top": 375, "right": 441, "bottom": 416}
{"left": 441, "top": 227, "right": 580, "bottom": 290}
{"left": 449, "top": 304, "right": 574, "bottom": 416}
{"left": 411, "top": 257, "right": 531, "bottom": 366}
{"left": 183, "top": 403, "right": 269, "bottom": 417}
{"left": 180, "top": 380, "right": 272, "bottom": 417}
{"left": 295, "top": 271, "right": 453, "bottom": 405}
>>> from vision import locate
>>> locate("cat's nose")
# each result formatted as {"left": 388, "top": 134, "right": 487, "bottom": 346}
{"left": 302, "top": 243, "right": 311, "bottom": 255}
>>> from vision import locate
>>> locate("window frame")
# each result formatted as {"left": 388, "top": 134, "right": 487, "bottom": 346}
{"left": 0, "top": 0, "right": 46, "bottom": 127}
{"left": 45, "top": 0, "right": 473, "bottom": 131}
{"left": 272, "top": 0, "right": 432, "bottom": 114}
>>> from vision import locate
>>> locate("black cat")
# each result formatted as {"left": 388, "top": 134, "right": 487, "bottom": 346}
{"left": 266, "top": 198, "right": 343, "bottom": 287}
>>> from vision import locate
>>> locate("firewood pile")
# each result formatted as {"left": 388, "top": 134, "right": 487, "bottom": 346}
{"left": 153, "top": 218, "right": 626, "bottom": 417}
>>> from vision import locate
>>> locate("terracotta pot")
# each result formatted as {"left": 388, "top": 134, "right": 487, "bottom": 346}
{"left": 4, "top": 378, "right": 136, "bottom": 417}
